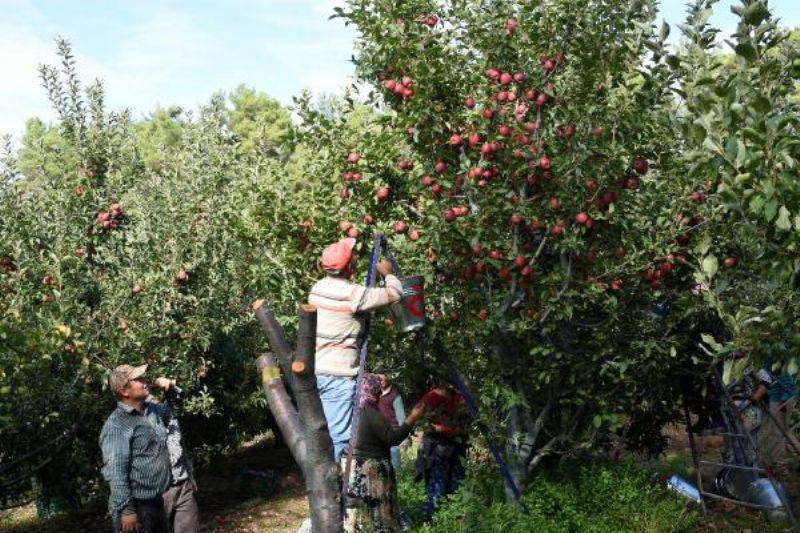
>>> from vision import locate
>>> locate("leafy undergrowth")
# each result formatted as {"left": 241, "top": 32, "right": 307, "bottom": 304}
{"left": 397, "top": 452, "right": 698, "bottom": 533}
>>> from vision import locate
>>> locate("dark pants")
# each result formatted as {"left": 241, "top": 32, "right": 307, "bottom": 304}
{"left": 112, "top": 497, "right": 168, "bottom": 533}
{"left": 163, "top": 480, "right": 200, "bottom": 533}
{"left": 417, "top": 436, "right": 466, "bottom": 521}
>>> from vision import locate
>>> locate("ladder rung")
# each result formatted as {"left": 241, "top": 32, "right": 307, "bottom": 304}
{"left": 698, "top": 460, "right": 765, "bottom": 473}
{"left": 698, "top": 431, "right": 748, "bottom": 438}
{"left": 699, "top": 491, "right": 780, "bottom": 511}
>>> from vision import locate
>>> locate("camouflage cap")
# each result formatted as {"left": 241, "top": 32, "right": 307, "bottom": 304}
{"left": 108, "top": 363, "right": 148, "bottom": 394}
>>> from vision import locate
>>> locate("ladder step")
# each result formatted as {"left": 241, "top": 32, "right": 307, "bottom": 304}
{"left": 698, "top": 460, "right": 765, "bottom": 473}
{"left": 699, "top": 491, "right": 779, "bottom": 511}
{"left": 698, "top": 431, "right": 748, "bottom": 438}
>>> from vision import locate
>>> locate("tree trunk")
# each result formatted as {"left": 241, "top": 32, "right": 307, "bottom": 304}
{"left": 252, "top": 300, "right": 342, "bottom": 532}
{"left": 294, "top": 304, "right": 342, "bottom": 532}
{"left": 254, "top": 353, "right": 306, "bottom": 466}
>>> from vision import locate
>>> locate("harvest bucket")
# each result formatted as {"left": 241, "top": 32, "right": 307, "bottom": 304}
{"left": 387, "top": 275, "right": 425, "bottom": 333}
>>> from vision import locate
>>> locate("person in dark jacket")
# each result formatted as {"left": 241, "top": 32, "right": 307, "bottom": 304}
{"left": 414, "top": 378, "right": 469, "bottom": 522}
{"left": 343, "top": 373, "right": 424, "bottom": 532}
{"left": 376, "top": 373, "right": 407, "bottom": 471}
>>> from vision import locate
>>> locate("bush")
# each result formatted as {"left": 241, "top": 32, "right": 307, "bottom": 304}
{"left": 397, "top": 454, "right": 697, "bottom": 533}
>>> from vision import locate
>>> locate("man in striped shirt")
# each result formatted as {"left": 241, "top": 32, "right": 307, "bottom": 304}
{"left": 309, "top": 237, "right": 403, "bottom": 460}
{"left": 99, "top": 364, "right": 179, "bottom": 532}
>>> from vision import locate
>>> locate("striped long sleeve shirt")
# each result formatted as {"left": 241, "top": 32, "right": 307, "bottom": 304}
{"left": 309, "top": 274, "right": 403, "bottom": 377}
{"left": 99, "top": 390, "right": 179, "bottom": 517}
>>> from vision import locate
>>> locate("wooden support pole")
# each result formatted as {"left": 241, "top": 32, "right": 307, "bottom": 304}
{"left": 292, "top": 304, "right": 342, "bottom": 533}
{"left": 682, "top": 399, "right": 707, "bottom": 515}
{"left": 254, "top": 353, "right": 306, "bottom": 466}
{"left": 252, "top": 299, "right": 294, "bottom": 378}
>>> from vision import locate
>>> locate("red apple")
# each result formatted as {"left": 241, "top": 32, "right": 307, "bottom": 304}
{"left": 482, "top": 108, "right": 494, "bottom": 119}
{"left": 393, "top": 221, "right": 407, "bottom": 234}
{"left": 449, "top": 133, "right": 462, "bottom": 146}
{"left": 505, "top": 18, "right": 518, "bottom": 35}
{"left": 464, "top": 96, "right": 476, "bottom": 109}
{"left": 521, "top": 266, "right": 533, "bottom": 278}
{"left": 347, "top": 152, "right": 361, "bottom": 165}
{"left": 575, "top": 212, "right": 588, "bottom": 225}
{"left": 586, "top": 179, "right": 598, "bottom": 190}
{"left": 514, "top": 255, "right": 526, "bottom": 268}
{"left": 633, "top": 156, "right": 648, "bottom": 175}
{"left": 434, "top": 161, "right": 447, "bottom": 173}
{"left": 724, "top": 256, "right": 738, "bottom": 268}
{"left": 539, "top": 155, "right": 551, "bottom": 170}
{"left": 430, "top": 183, "right": 442, "bottom": 194}
{"left": 690, "top": 191, "right": 706, "bottom": 203}
{"left": 477, "top": 309, "right": 488, "bottom": 321}
{"left": 513, "top": 71, "right": 526, "bottom": 83}
{"left": 500, "top": 72, "right": 512, "bottom": 85}
{"left": 401, "top": 76, "right": 413, "bottom": 87}
{"left": 409, "top": 229, "right": 421, "bottom": 241}
{"left": 339, "top": 220, "right": 352, "bottom": 232}
{"left": 510, "top": 213, "right": 524, "bottom": 225}
{"left": 548, "top": 196, "right": 561, "bottom": 211}
{"left": 384, "top": 79, "right": 396, "bottom": 91}
{"left": 485, "top": 68, "right": 500, "bottom": 80}
{"left": 376, "top": 186, "right": 391, "bottom": 201}
{"left": 339, "top": 187, "right": 350, "bottom": 199}
{"left": 444, "top": 209, "right": 457, "bottom": 222}
{"left": 132, "top": 283, "right": 143, "bottom": 294}
{"left": 362, "top": 214, "right": 375, "bottom": 225}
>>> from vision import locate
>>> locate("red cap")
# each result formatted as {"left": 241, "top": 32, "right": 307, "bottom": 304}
{"left": 321, "top": 238, "right": 356, "bottom": 272}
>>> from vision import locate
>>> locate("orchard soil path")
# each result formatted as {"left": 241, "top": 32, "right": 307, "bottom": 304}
{"left": 0, "top": 434, "right": 310, "bottom": 533}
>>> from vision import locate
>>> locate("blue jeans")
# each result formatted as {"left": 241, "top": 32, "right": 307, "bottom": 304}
{"left": 390, "top": 446, "right": 401, "bottom": 471}
{"left": 317, "top": 375, "right": 357, "bottom": 461}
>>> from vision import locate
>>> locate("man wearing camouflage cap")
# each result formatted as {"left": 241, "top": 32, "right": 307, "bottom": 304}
{"left": 99, "top": 363, "right": 181, "bottom": 533}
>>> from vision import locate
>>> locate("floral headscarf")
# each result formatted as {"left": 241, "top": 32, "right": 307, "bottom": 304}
{"left": 357, "top": 373, "right": 383, "bottom": 410}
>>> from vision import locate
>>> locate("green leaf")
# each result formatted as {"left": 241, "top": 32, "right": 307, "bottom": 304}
{"left": 660, "top": 21, "right": 671, "bottom": 41}
{"left": 776, "top": 205, "right": 792, "bottom": 231}
{"left": 764, "top": 199, "right": 778, "bottom": 222}
{"left": 701, "top": 333, "right": 722, "bottom": 351}
{"left": 702, "top": 255, "right": 719, "bottom": 279}
{"left": 735, "top": 41, "right": 757, "bottom": 61}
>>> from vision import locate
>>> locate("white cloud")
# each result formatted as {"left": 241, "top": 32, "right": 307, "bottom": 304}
{"left": 0, "top": 24, "right": 59, "bottom": 136}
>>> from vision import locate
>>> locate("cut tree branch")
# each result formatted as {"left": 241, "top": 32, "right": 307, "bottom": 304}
{"left": 254, "top": 353, "right": 307, "bottom": 466}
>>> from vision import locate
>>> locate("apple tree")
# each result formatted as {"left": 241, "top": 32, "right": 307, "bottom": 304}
{"left": 291, "top": 0, "right": 698, "bottom": 494}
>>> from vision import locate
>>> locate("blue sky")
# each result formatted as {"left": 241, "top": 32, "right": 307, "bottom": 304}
{"left": 0, "top": 0, "right": 798, "bottom": 138}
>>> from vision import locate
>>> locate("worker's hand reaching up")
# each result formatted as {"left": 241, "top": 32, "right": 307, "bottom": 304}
{"left": 376, "top": 259, "right": 394, "bottom": 277}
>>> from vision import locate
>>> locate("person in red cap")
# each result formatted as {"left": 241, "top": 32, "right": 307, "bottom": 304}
{"left": 309, "top": 237, "right": 403, "bottom": 460}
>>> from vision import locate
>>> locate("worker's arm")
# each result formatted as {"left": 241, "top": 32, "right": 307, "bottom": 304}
{"left": 351, "top": 270, "right": 403, "bottom": 312}
{"left": 99, "top": 422, "right": 136, "bottom": 522}
{"left": 752, "top": 383, "right": 769, "bottom": 404}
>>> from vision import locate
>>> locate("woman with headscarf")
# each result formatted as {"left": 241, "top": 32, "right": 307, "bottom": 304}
{"left": 343, "top": 373, "right": 425, "bottom": 532}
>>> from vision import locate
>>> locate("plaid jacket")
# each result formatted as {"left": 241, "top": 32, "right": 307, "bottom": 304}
{"left": 99, "top": 389, "right": 180, "bottom": 516}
